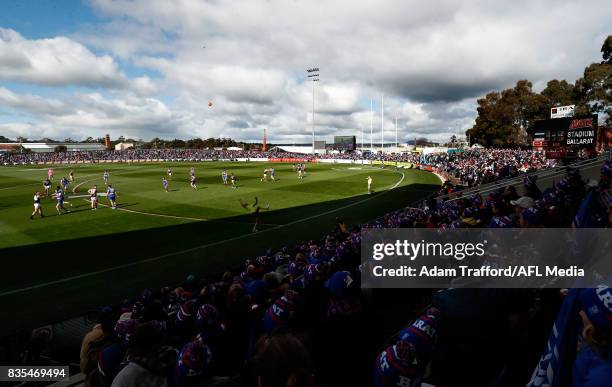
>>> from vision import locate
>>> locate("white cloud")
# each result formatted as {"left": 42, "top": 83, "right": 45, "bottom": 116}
{"left": 0, "top": 28, "right": 123, "bottom": 87}
{"left": 1, "top": 0, "right": 611, "bottom": 142}
{"left": 0, "top": 28, "right": 157, "bottom": 95}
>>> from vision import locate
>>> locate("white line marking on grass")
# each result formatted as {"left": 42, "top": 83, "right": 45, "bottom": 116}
{"left": 0, "top": 170, "right": 404, "bottom": 297}
{"left": 89, "top": 199, "right": 281, "bottom": 226}
{"left": 0, "top": 171, "right": 99, "bottom": 191}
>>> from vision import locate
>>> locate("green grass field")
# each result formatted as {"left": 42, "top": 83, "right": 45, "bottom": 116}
{"left": 0, "top": 161, "right": 440, "bottom": 335}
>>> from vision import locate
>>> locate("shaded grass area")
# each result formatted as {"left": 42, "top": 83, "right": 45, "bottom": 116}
{"left": 0, "top": 162, "right": 440, "bottom": 335}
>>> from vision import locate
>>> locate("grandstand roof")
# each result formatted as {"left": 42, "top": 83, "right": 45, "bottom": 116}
{"left": 270, "top": 145, "right": 315, "bottom": 154}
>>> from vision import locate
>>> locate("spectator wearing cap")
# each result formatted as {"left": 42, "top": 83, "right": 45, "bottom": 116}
{"left": 509, "top": 196, "right": 533, "bottom": 225}
{"left": 510, "top": 196, "right": 534, "bottom": 213}
{"left": 573, "top": 286, "right": 612, "bottom": 387}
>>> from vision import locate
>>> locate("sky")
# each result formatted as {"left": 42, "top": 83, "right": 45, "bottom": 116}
{"left": 0, "top": 0, "right": 610, "bottom": 144}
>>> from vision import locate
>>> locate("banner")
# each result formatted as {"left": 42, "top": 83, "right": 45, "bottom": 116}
{"left": 268, "top": 158, "right": 315, "bottom": 163}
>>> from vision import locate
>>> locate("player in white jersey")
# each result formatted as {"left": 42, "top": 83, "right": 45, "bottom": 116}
{"left": 367, "top": 175, "right": 373, "bottom": 194}
{"left": 53, "top": 186, "right": 68, "bottom": 214}
{"left": 162, "top": 177, "right": 169, "bottom": 192}
{"left": 270, "top": 168, "right": 276, "bottom": 181}
{"left": 30, "top": 192, "right": 44, "bottom": 219}
{"left": 103, "top": 170, "right": 110, "bottom": 185}
{"left": 107, "top": 185, "right": 117, "bottom": 209}
{"left": 222, "top": 170, "right": 228, "bottom": 185}
{"left": 88, "top": 185, "right": 98, "bottom": 210}
{"left": 190, "top": 167, "right": 196, "bottom": 178}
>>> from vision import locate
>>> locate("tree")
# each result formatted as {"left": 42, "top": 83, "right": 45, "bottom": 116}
{"left": 54, "top": 145, "right": 68, "bottom": 153}
{"left": 541, "top": 79, "right": 575, "bottom": 108}
{"left": 169, "top": 139, "right": 186, "bottom": 148}
{"left": 415, "top": 137, "right": 429, "bottom": 146}
{"left": 601, "top": 35, "right": 612, "bottom": 64}
{"left": 467, "top": 91, "right": 517, "bottom": 147}
{"left": 0, "top": 135, "right": 13, "bottom": 143}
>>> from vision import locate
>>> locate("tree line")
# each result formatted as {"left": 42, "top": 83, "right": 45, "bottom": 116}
{"left": 467, "top": 35, "right": 612, "bottom": 147}
{"left": 0, "top": 135, "right": 262, "bottom": 151}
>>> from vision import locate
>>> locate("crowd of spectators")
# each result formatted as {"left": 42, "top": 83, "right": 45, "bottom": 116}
{"left": 416, "top": 149, "right": 553, "bottom": 187}
{"left": 74, "top": 156, "right": 611, "bottom": 386}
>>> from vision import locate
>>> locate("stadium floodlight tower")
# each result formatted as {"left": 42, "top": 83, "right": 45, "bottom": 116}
{"left": 306, "top": 67, "right": 319, "bottom": 154}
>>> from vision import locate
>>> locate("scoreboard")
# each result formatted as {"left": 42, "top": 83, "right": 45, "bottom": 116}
{"left": 533, "top": 114, "right": 598, "bottom": 148}
{"left": 334, "top": 136, "right": 356, "bottom": 151}
{"left": 532, "top": 114, "right": 598, "bottom": 158}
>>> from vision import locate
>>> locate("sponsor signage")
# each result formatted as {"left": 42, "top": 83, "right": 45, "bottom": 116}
{"left": 550, "top": 105, "right": 575, "bottom": 119}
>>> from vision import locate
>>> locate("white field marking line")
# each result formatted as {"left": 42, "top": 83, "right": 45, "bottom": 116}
{"left": 71, "top": 167, "right": 141, "bottom": 193}
{"left": 0, "top": 166, "right": 139, "bottom": 192}
{"left": 0, "top": 170, "right": 404, "bottom": 297}
{"left": 0, "top": 171, "right": 99, "bottom": 191}
{"left": 87, "top": 198, "right": 281, "bottom": 226}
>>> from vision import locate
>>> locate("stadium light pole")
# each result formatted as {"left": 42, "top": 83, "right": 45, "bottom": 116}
{"left": 395, "top": 116, "right": 398, "bottom": 152}
{"left": 381, "top": 95, "right": 384, "bottom": 154}
{"left": 370, "top": 98, "right": 374, "bottom": 153}
{"left": 306, "top": 67, "right": 319, "bottom": 154}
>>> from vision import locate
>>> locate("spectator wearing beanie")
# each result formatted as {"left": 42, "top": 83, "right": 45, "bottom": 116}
{"left": 175, "top": 337, "right": 212, "bottom": 387}
{"left": 263, "top": 289, "right": 299, "bottom": 334}
{"left": 374, "top": 308, "right": 440, "bottom": 387}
